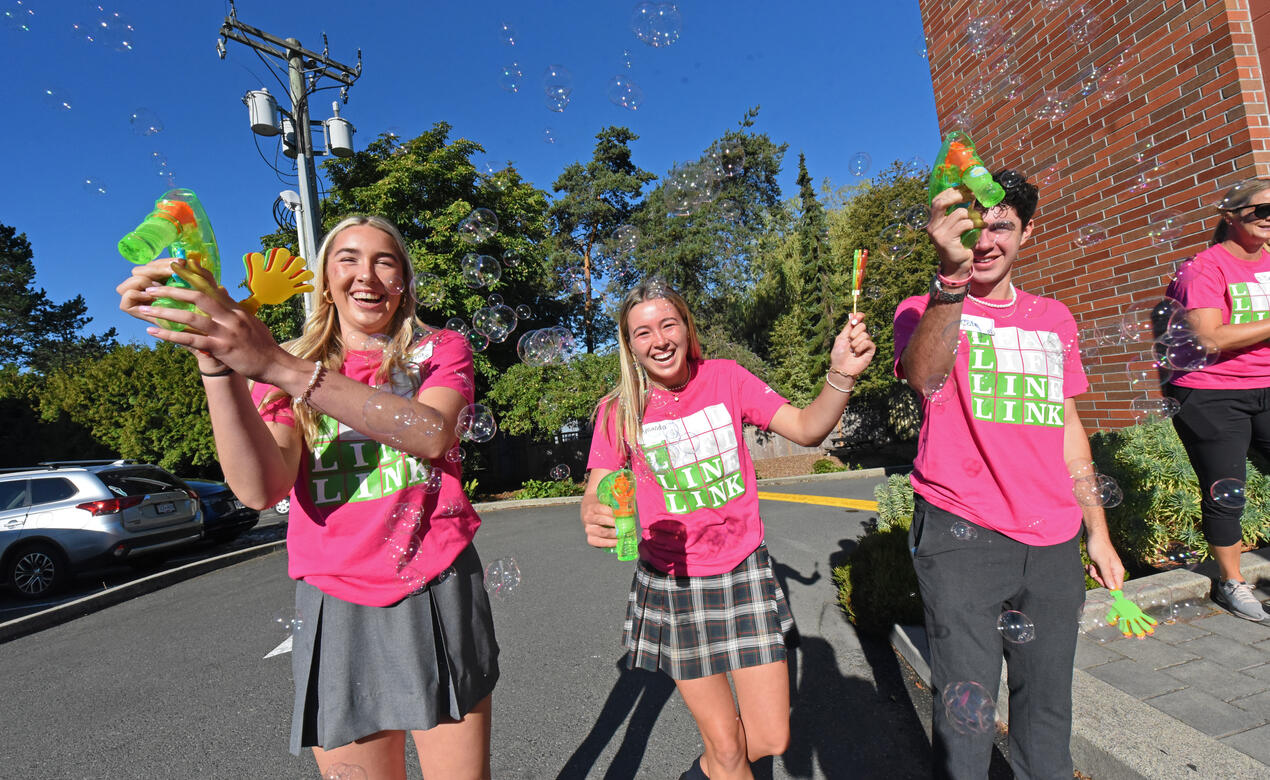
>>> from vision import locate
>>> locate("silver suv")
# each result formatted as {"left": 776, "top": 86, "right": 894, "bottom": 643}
{"left": 0, "top": 461, "right": 203, "bottom": 599}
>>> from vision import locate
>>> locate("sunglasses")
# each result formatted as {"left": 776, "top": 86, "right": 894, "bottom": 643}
{"left": 1231, "top": 203, "right": 1270, "bottom": 221}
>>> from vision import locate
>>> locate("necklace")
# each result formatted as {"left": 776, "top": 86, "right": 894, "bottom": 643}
{"left": 649, "top": 373, "right": 691, "bottom": 401}
{"left": 967, "top": 283, "right": 1018, "bottom": 310}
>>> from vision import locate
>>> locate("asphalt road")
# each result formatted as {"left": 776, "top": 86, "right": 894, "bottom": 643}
{"left": 0, "top": 474, "right": 932, "bottom": 779}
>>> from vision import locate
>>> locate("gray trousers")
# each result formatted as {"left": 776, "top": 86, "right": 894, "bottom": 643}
{"left": 910, "top": 496, "right": 1086, "bottom": 780}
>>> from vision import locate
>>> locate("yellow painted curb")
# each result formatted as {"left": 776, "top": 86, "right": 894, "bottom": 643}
{"left": 756, "top": 491, "right": 878, "bottom": 511}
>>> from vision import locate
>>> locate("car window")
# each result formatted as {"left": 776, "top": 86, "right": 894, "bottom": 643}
{"left": 30, "top": 477, "right": 76, "bottom": 505}
{"left": 100, "top": 468, "right": 183, "bottom": 496}
{"left": 0, "top": 481, "right": 27, "bottom": 511}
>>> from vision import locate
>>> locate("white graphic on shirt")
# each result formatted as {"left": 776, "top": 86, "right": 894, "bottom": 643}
{"left": 964, "top": 326, "right": 1066, "bottom": 427}
{"left": 640, "top": 403, "right": 746, "bottom": 514}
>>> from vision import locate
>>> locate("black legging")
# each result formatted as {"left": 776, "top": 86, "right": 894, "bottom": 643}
{"left": 1165, "top": 384, "right": 1270, "bottom": 547}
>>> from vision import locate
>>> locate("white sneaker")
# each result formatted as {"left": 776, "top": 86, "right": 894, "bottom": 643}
{"left": 1214, "top": 579, "right": 1268, "bottom": 622}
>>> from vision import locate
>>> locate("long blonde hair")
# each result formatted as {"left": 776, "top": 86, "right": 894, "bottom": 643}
{"left": 594, "top": 279, "right": 703, "bottom": 458}
{"left": 259, "top": 215, "right": 428, "bottom": 445}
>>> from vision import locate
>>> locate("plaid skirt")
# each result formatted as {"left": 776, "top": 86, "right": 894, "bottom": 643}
{"left": 621, "top": 544, "right": 796, "bottom": 680}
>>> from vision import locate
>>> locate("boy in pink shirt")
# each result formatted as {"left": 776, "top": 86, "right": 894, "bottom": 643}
{"left": 895, "top": 170, "right": 1125, "bottom": 779}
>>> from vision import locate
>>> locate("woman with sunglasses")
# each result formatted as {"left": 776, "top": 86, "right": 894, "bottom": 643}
{"left": 1164, "top": 179, "right": 1270, "bottom": 621}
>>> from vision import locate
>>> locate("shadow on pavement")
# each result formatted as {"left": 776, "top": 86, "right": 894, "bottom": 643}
{"left": 555, "top": 659, "right": 677, "bottom": 780}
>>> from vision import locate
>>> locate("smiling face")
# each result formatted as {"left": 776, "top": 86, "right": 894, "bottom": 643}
{"left": 324, "top": 224, "right": 406, "bottom": 344}
{"left": 1225, "top": 187, "right": 1270, "bottom": 247}
{"left": 626, "top": 297, "right": 692, "bottom": 388}
{"left": 971, "top": 202, "right": 1033, "bottom": 293}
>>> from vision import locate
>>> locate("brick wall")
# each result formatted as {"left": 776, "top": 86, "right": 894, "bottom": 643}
{"left": 919, "top": 0, "right": 1270, "bottom": 429}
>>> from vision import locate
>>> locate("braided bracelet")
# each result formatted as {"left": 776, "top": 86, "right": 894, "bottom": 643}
{"left": 294, "top": 361, "right": 325, "bottom": 408}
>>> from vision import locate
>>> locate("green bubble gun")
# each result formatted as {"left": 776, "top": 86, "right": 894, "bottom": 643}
{"left": 1106, "top": 589, "right": 1158, "bottom": 639}
{"left": 597, "top": 469, "right": 639, "bottom": 561}
{"left": 927, "top": 131, "right": 1006, "bottom": 248}
{"left": 118, "top": 188, "right": 221, "bottom": 332}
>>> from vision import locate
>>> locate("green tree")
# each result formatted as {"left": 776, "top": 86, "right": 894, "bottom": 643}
{"left": 485, "top": 352, "right": 619, "bottom": 439}
{"left": 548, "top": 126, "right": 656, "bottom": 352}
{"left": 0, "top": 223, "right": 116, "bottom": 373}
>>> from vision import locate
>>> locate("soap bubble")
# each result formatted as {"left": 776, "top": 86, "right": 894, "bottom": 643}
{"left": 515, "top": 304, "right": 532, "bottom": 319}
{"left": 1033, "top": 89, "right": 1071, "bottom": 122}
{"left": 847, "top": 152, "right": 871, "bottom": 177}
{"left": 543, "top": 127, "right": 556, "bottom": 144}
{"left": 444, "top": 317, "right": 469, "bottom": 336}
{"left": 1073, "top": 63, "right": 1100, "bottom": 98}
{"left": 502, "top": 249, "right": 522, "bottom": 267}
{"left": 1119, "top": 298, "right": 1176, "bottom": 343}
{"left": 128, "top": 107, "right": 163, "bottom": 136}
{"left": 607, "top": 75, "right": 644, "bottom": 110}
{"left": 74, "top": 7, "right": 135, "bottom": 52}
{"left": 323, "top": 763, "right": 367, "bottom": 780}
{"left": 466, "top": 330, "right": 489, "bottom": 353}
{"left": 483, "top": 556, "right": 522, "bottom": 596}
{"left": 41, "top": 86, "right": 73, "bottom": 111}
{"left": 458, "top": 208, "right": 499, "bottom": 245}
{"left": 82, "top": 176, "right": 108, "bottom": 196}
{"left": 1126, "top": 358, "right": 1170, "bottom": 391}
{"left": 903, "top": 156, "right": 928, "bottom": 178}
{"left": 1162, "top": 335, "right": 1217, "bottom": 372}
{"left": 3, "top": 1, "right": 34, "bottom": 32}
{"left": 881, "top": 223, "right": 912, "bottom": 259}
{"left": 612, "top": 224, "right": 641, "bottom": 254}
{"left": 151, "top": 151, "right": 175, "bottom": 185}
{"left": 487, "top": 294, "right": 503, "bottom": 306}
{"left": 461, "top": 253, "right": 502, "bottom": 288}
{"left": 632, "top": 2, "right": 681, "bottom": 48}
{"left": 544, "top": 90, "right": 571, "bottom": 112}
{"left": 1075, "top": 222, "right": 1108, "bottom": 247}
{"left": 997, "top": 610, "right": 1036, "bottom": 643}
{"left": 1210, "top": 478, "right": 1246, "bottom": 509}
{"left": 542, "top": 64, "right": 573, "bottom": 95}
{"left": 445, "top": 446, "right": 463, "bottom": 463}
{"left": 664, "top": 161, "right": 718, "bottom": 217}
{"left": 550, "top": 464, "right": 571, "bottom": 480}
{"left": 274, "top": 609, "right": 304, "bottom": 633}
{"left": 942, "top": 681, "right": 996, "bottom": 735}
{"left": 1151, "top": 545, "right": 1201, "bottom": 572}
{"left": 1131, "top": 396, "right": 1181, "bottom": 422}
{"left": 383, "top": 276, "right": 406, "bottom": 297}
{"left": 1035, "top": 163, "right": 1061, "bottom": 187}
{"left": 711, "top": 138, "right": 745, "bottom": 179}
{"left": 996, "top": 72, "right": 1025, "bottom": 101}
{"left": 414, "top": 273, "right": 444, "bottom": 308}
{"left": 457, "top": 404, "right": 497, "bottom": 443}
{"left": 1066, "top": 3, "right": 1104, "bottom": 45}
{"left": 916, "top": 35, "right": 929, "bottom": 58}
{"left": 498, "top": 20, "right": 516, "bottom": 46}
{"left": 949, "top": 521, "right": 979, "bottom": 542}
{"left": 363, "top": 392, "right": 421, "bottom": 436}
{"left": 1073, "top": 474, "right": 1123, "bottom": 508}
{"left": 471, "top": 304, "right": 518, "bottom": 343}
{"left": 498, "top": 62, "right": 522, "bottom": 93}
{"left": 904, "top": 205, "right": 931, "bottom": 229}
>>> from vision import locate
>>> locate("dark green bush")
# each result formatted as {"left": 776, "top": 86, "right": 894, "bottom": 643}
{"left": 832, "top": 473, "right": 924, "bottom": 634}
{"left": 812, "top": 458, "right": 847, "bottom": 474}
{"left": 1090, "top": 419, "right": 1270, "bottom": 566}
{"left": 514, "top": 478, "right": 586, "bottom": 500}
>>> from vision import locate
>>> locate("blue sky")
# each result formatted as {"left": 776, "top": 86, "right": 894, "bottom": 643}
{"left": 0, "top": 1, "right": 938, "bottom": 345}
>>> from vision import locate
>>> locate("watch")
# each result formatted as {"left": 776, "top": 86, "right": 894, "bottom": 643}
{"left": 929, "top": 274, "right": 969, "bottom": 304}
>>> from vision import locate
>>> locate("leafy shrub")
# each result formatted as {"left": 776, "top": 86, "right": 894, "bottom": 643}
{"left": 515, "top": 478, "right": 586, "bottom": 500}
{"left": 812, "top": 458, "right": 847, "bottom": 474}
{"left": 1089, "top": 418, "right": 1270, "bottom": 566}
{"left": 833, "top": 512, "right": 924, "bottom": 635}
{"left": 874, "top": 472, "right": 915, "bottom": 532}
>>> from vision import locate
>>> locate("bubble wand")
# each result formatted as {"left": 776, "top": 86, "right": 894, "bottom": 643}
{"left": 597, "top": 469, "right": 640, "bottom": 561}
{"left": 851, "top": 249, "right": 868, "bottom": 315}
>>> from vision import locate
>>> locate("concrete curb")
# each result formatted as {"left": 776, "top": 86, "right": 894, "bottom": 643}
{"left": 473, "top": 466, "right": 910, "bottom": 514}
{"left": 0, "top": 540, "right": 286, "bottom": 645}
{"left": 889, "top": 548, "right": 1270, "bottom": 779}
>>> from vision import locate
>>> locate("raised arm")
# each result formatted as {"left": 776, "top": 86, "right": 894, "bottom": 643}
{"left": 768, "top": 314, "right": 876, "bottom": 446}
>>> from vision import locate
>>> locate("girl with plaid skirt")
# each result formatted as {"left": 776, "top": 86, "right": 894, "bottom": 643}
{"left": 581, "top": 279, "right": 875, "bottom": 779}
{"left": 118, "top": 216, "right": 498, "bottom": 779}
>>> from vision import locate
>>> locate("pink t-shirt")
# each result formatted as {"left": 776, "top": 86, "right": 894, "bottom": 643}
{"left": 893, "top": 290, "right": 1088, "bottom": 546}
{"left": 1166, "top": 243, "right": 1270, "bottom": 389}
{"left": 586, "top": 359, "right": 788, "bottom": 576}
{"left": 252, "top": 329, "right": 480, "bottom": 606}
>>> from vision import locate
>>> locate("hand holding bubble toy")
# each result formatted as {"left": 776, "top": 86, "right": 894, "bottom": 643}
{"left": 927, "top": 131, "right": 1006, "bottom": 248}
{"left": 1105, "top": 590, "right": 1158, "bottom": 639}
{"left": 120, "top": 189, "right": 313, "bottom": 325}
{"left": 851, "top": 249, "right": 868, "bottom": 315}
{"left": 597, "top": 469, "right": 639, "bottom": 561}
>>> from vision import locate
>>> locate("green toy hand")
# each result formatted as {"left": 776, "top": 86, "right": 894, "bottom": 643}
{"left": 1105, "top": 590, "right": 1158, "bottom": 639}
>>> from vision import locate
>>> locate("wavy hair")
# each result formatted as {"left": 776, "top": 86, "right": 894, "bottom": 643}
{"left": 593, "top": 278, "right": 702, "bottom": 459}
{"left": 258, "top": 215, "right": 426, "bottom": 445}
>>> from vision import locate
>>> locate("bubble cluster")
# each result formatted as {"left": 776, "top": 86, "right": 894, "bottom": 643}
{"left": 471, "top": 303, "right": 518, "bottom": 343}
{"left": 484, "top": 556, "right": 522, "bottom": 597}
{"left": 457, "top": 404, "right": 498, "bottom": 443}
{"left": 550, "top": 464, "right": 571, "bottom": 481}
{"left": 997, "top": 610, "right": 1036, "bottom": 644}
{"left": 942, "top": 681, "right": 996, "bottom": 735}
{"left": 517, "top": 327, "right": 575, "bottom": 365}
{"left": 631, "top": 2, "right": 681, "bottom": 48}
{"left": 1210, "top": 478, "right": 1246, "bottom": 509}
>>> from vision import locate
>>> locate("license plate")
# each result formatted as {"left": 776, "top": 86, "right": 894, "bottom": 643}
{"left": 156, "top": 501, "right": 176, "bottom": 514}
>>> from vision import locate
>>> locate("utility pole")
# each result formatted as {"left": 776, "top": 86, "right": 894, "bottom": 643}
{"left": 217, "top": 2, "right": 361, "bottom": 318}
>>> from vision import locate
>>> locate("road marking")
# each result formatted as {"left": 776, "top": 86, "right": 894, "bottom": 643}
{"left": 757, "top": 491, "right": 877, "bottom": 511}
{"left": 265, "top": 635, "right": 292, "bottom": 659}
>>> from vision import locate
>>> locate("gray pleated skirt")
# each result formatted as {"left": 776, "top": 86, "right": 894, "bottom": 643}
{"left": 289, "top": 543, "right": 500, "bottom": 754}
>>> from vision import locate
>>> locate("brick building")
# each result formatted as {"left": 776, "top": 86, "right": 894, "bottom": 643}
{"left": 919, "top": 0, "right": 1270, "bottom": 429}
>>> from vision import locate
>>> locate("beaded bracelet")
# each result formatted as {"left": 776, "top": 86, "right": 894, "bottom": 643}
{"left": 294, "top": 361, "right": 325, "bottom": 408}
{"left": 825, "top": 372, "right": 856, "bottom": 394}
{"left": 198, "top": 366, "right": 235, "bottom": 378}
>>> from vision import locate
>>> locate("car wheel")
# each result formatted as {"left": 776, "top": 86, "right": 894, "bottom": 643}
{"left": 9, "top": 543, "right": 69, "bottom": 599}
{"left": 274, "top": 498, "right": 290, "bottom": 515}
